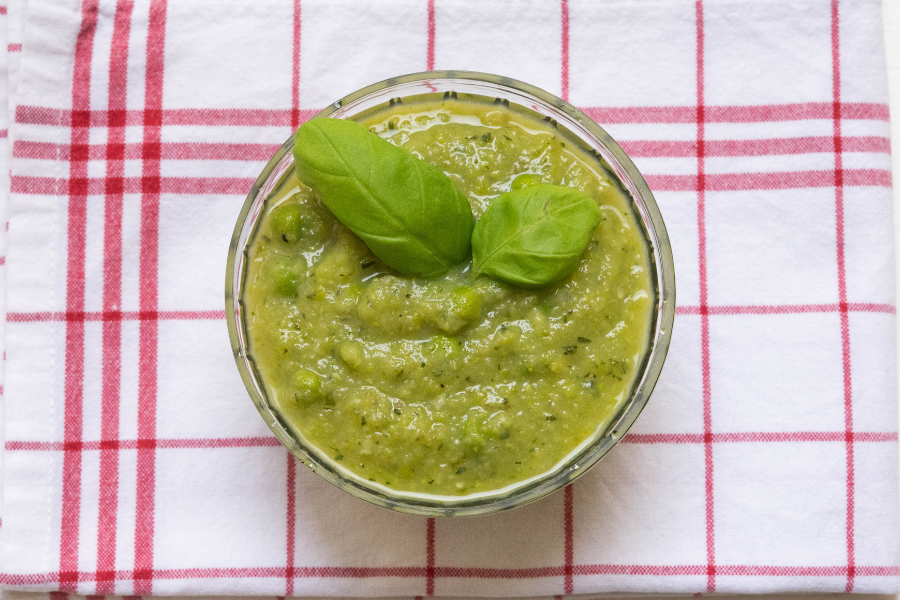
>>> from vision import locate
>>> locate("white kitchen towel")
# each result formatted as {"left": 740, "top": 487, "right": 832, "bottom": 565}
{"left": 0, "top": 0, "right": 897, "bottom": 597}
{"left": 0, "top": 0, "right": 13, "bottom": 556}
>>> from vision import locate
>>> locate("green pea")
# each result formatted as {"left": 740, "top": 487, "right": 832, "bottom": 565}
{"left": 339, "top": 341, "right": 365, "bottom": 371}
{"left": 268, "top": 256, "right": 299, "bottom": 296}
{"left": 343, "top": 283, "right": 365, "bottom": 302}
{"left": 291, "top": 368, "right": 323, "bottom": 403}
{"left": 271, "top": 202, "right": 304, "bottom": 243}
{"left": 425, "top": 334, "right": 456, "bottom": 354}
{"left": 451, "top": 286, "right": 481, "bottom": 321}
{"left": 510, "top": 173, "right": 543, "bottom": 190}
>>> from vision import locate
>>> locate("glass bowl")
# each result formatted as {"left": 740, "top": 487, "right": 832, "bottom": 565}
{"left": 225, "top": 71, "right": 675, "bottom": 517}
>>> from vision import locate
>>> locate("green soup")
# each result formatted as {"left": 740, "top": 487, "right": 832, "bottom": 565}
{"left": 242, "top": 98, "right": 654, "bottom": 497}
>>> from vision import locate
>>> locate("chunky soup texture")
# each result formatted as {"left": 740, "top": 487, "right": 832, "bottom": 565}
{"left": 242, "top": 99, "right": 654, "bottom": 496}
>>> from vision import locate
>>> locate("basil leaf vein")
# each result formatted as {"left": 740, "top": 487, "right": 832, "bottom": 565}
{"left": 294, "top": 118, "right": 475, "bottom": 278}
{"left": 471, "top": 184, "right": 602, "bottom": 289}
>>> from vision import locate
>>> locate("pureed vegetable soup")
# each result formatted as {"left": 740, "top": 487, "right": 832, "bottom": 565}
{"left": 242, "top": 96, "right": 655, "bottom": 497}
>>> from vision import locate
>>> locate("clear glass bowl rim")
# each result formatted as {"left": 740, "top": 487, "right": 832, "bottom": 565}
{"left": 225, "top": 70, "right": 676, "bottom": 517}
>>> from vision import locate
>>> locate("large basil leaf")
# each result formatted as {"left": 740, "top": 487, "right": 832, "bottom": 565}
{"left": 293, "top": 118, "right": 475, "bottom": 278}
{"left": 471, "top": 184, "right": 602, "bottom": 289}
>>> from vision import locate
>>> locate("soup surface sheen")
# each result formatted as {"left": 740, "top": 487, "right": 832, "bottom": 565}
{"left": 242, "top": 98, "right": 654, "bottom": 497}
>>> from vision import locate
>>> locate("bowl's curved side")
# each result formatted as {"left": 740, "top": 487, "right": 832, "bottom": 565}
{"left": 225, "top": 71, "right": 675, "bottom": 517}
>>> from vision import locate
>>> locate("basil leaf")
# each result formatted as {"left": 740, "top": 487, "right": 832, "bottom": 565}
{"left": 471, "top": 184, "right": 602, "bottom": 289}
{"left": 293, "top": 118, "right": 475, "bottom": 278}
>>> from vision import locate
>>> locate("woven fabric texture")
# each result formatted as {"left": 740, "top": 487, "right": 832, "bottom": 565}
{"left": 0, "top": 0, "right": 897, "bottom": 597}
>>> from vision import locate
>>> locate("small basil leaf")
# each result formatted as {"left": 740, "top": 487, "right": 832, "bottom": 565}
{"left": 471, "top": 184, "right": 602, "bottom": 289}
{"left": 293, "top": 118, "right": 475, "bottom": 278}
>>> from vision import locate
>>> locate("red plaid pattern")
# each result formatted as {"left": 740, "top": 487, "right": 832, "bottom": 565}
{"left": 0, "top": 0, "right": 897, "bottom": 596}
